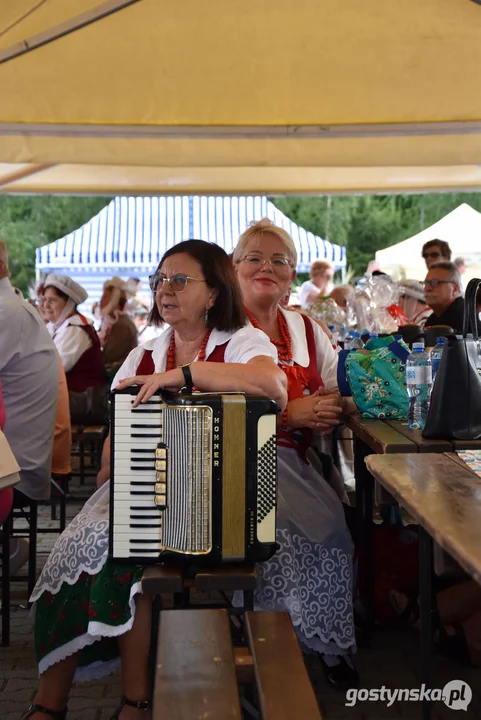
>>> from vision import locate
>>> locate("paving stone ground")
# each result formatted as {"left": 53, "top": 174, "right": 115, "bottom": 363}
{"left": 1, "top": 482, "right": 480, "bottom": 720}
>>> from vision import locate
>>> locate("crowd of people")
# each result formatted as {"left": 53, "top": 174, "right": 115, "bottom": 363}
{"left": 296, "top": 238, "right": 471, "bottom": 336}
{"left": 0, "top": 224, "right": 477, "bottom": 720}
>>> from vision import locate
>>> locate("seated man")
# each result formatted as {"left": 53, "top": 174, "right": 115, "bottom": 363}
{"left": 0, "top": 239, "right": 58, "bottom": 570}
{"left": 423, "top": 261, "right": 464, "bottom": 332}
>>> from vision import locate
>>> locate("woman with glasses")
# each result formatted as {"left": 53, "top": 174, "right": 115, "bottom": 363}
{"left": 23, "top": 240, "right": 287, "bottom": 720}
{"left": 233, "top": 219, "right": 358, "bottom": 690}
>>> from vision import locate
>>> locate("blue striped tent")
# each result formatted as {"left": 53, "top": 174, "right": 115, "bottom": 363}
{"left": 36, "top": 196, "right": 346, "bottom": 306}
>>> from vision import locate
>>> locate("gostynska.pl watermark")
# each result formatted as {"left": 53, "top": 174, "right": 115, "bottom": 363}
{"left": 346, "top": 680, "right": 472, "bottom": 712}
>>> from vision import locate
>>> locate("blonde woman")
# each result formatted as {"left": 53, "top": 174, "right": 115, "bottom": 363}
{"left": 234, "top": 219, "right": 357, "bottom": 690}
{"left": 299, "top": 259, "right": 335, "bottom": 308}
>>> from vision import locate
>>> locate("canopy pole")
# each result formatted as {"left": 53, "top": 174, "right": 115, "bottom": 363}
{"left": 0, "top": 0, "right": 141, "bottom": 66}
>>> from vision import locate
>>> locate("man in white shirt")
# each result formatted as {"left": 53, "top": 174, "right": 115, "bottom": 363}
{"left": 0, "top": 239, "right": 58, "bottom": 503}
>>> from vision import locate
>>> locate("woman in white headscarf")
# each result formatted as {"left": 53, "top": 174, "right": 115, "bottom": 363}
{"left": 43, "top": 275, "right": 108, "bottom": 424}
{"left": 97, "top": 277, "right": 138, "bottom": 371}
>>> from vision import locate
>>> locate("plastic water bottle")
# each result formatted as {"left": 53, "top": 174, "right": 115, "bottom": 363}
{"left": 430, "top": 337, "right": 446, "bottom": 381}
{"left": 347, "top": 331, "right": 363, "bottom": 350}
{"left": 406, "top": 342, "right": 432, "bottom": 430}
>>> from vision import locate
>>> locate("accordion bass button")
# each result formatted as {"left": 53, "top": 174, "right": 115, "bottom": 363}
{"left": 155, "top": 460, "right": 167, "bottom": 471}
{"left": 154, "top": 494, "right": 167, "bottom": 507}
{"left": 154, "top": 481, "right": 167, "bottom": 494}
{"left": 155, "top": 447, "right": 167, "bottom": 459}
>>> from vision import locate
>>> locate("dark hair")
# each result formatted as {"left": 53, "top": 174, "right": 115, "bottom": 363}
{"left": 44, "top": 284, "right": 69, "bottom": 302}
{"left": 422, "top": 239, "right": 452, "bottom": 261}
{"left": 148, "top": 240, "right": 246, "bottom": 331}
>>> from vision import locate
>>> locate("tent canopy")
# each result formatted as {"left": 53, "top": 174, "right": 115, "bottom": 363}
{"left": 1, "top": 0, "right": 481, "bottom": 195}
{"left": 376, "top": 203, "right": 481, "bottom": 281}
{"left": 36, "top": 195, "right": 345, "bottom": 304}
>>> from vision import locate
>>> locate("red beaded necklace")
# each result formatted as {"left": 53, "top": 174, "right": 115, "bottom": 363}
{"left": 245, "top": 308, "right": 293, "bottom": 363}
{"left": 166, "top": 329, "right": 212, "bottom": 371}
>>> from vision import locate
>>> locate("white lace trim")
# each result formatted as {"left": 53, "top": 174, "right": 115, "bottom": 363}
{"left": 37, "top": 580, "right": 142, "bottom": 683}
{"left": 30, "top": 483, "right": 111, "bottom": 603}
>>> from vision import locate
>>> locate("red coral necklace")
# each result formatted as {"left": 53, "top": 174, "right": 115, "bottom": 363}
{"left": 166, "top": 329, "right": 212, "bottom": 371}
{"left": 244, "top": 308, "right": 293, "bottom": 363}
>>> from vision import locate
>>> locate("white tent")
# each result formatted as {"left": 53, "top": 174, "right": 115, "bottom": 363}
{"left": 375, "top": 204, "right": 481, "bottom": 282}
{"left": 36, "top": 195, "right": 345, "bottom": 309}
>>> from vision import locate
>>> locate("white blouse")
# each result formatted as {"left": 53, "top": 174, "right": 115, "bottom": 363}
{"left": 47, "top": 314, "right": 93, "bottom": 373}
{"left": 112, "top": 324, "right": 278, "bottom": 386}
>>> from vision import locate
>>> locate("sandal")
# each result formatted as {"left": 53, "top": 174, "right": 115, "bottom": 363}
{"left": 110, "top": 696, "right": 151, "bottom": 719}
{"left": 21, "top": 705, "right": 67, "bottom": 720}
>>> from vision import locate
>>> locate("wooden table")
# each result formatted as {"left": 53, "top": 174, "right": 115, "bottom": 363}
{"left": 345, "top": 415, "right": 481, "bottom": 719}
{"left": 366, "top": 453, "right": 481, "bottom": 584}
{"left": 366, "top": 452, "right": 481, "bottom": 720}
{"left": 345, "top": 415, "right": 481, "bottom": 625}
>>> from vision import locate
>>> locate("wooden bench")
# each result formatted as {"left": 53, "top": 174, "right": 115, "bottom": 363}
{"left": 153, "top": 609, "right": 323, "bottom": 720}
{"left": 141, "top": 564, "right": 257, "bottom": 609}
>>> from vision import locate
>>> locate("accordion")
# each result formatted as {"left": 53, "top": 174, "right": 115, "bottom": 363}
{"left": 109, "top": 388, "right": 278, "bottom": 565}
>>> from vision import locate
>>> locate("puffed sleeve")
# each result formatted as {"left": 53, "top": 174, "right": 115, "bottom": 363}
{"left": 223, "top": 326, "right": 278, "bottom": 365}
{"left": 111, "top": 345, "right": 148, "bottom": 387}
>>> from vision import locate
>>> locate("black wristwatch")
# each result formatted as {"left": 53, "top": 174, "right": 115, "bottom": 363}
{"left": 180, "top": 364, "right": 194, "bottom": 393}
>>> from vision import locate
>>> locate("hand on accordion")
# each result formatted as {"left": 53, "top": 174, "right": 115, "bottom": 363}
{"left": 115, "top": 371, "right": 182, "bottom": 406}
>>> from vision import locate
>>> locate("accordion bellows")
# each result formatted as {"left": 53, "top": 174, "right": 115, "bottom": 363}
{"left": 109, "top": 389, "right": 279, "bottom": 565}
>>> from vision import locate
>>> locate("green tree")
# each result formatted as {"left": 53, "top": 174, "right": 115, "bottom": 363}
{"left": 0, "top": 196, "right": 111, "bottom": 294}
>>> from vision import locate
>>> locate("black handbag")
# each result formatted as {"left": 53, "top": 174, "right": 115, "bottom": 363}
{"left": 423, "top": 278, "right": 481, "bottom": 440}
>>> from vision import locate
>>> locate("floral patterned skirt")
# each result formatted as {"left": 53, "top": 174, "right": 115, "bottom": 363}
{"left": 34, "top": 561, "right": 143, "bottom": 682}
{"left": 30, "top": 481, "right": 145, "bottom": 682}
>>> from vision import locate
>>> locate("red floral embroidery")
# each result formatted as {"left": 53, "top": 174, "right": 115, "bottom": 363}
{"left": 87, "top": 603, "right": 97, "bottom": 618}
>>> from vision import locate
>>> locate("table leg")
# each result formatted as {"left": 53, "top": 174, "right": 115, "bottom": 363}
{"left": 419, "top": 526, "right": 434, "bottom": 720}
{"left": 353, "top": 437, "right": 375, "bottom": 634}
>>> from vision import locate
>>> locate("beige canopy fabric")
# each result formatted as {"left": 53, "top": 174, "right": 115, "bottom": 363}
{"left": 1, "top": 0, "right": 481, "bottom": 195}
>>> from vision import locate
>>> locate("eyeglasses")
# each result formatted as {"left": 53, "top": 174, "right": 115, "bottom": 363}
{"left": 422, "top": 279, "right": 455, "bottom": 289}
{"left": 422, "top": 251, "right": 442, "bottom": 260}
{"left": 148, "top": 273, "right": 206, "bottom": 293}
{"left": 239, "top": 254, "right": 293, "bottom": 270}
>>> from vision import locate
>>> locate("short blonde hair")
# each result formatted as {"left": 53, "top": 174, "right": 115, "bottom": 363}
{"left": 310, "top": 259, "right": 333, "bottom": 278}
{"left": 233, "top": 218, "right": 297, "bottom": 267}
